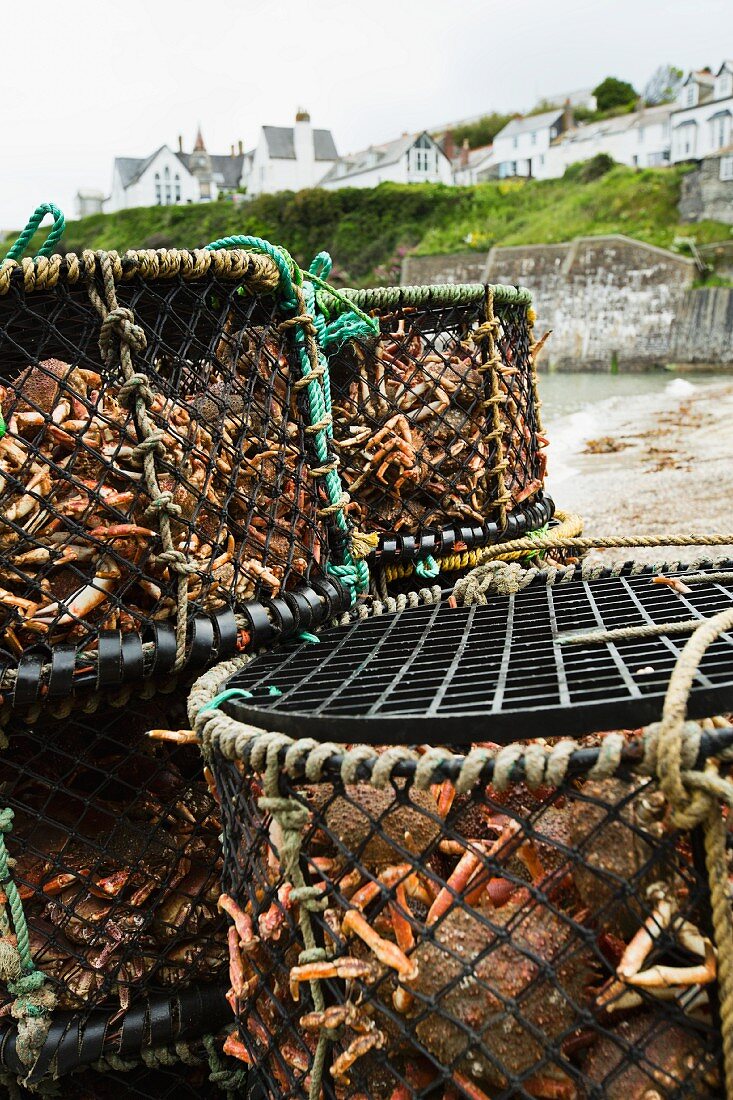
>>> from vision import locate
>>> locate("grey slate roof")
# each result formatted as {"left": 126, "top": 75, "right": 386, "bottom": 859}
{"left": 321, "top": 132, "right": 437, "bottom": 184}
{"left": 495, "top": 109, "right": 564, "bottom": 139}
{"left": 176, "top": 152, "right": 244, "bottom": 188}
{"left": 262, "top": 126, "right": 338, "bottom": 161}
{"left": 114, "top": 148, "right": 165, "bottom": 188}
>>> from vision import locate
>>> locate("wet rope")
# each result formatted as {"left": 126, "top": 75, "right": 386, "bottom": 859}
{"left": 205, "top": 235, "right": 377, "bottom": 604}
{"left": 0, "top": 809, "right": 55, "bottom": 1082}
{"left": 86, "top": 251, "right": 197, "bottom": 670}
{"left": 5, "top": 203, "right": 65, "bottom": 261}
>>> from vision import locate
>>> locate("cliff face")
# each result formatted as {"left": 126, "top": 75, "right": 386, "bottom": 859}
{"left": 403, "top": 235, "right": 733, "bottom": 368}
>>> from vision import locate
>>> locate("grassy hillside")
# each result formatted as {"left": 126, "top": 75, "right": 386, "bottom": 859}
{"left": 2, "top": 166, "right": 729, "bottom": 286}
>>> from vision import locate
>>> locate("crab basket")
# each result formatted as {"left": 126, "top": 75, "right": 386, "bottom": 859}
{"left": 204, "top": 720, "right": 732, "bottom": 1100}
{"left": 322, "top": 281, "right": 551, "bottom": 581}
{"left": 0, "top": 691, "right": 239, "bottom": 1089}
{"left": 0, "top": 243, "right": 356, "bottom": 713}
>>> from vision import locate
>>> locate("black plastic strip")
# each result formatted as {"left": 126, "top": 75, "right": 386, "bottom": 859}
{"left": 284, "top": 590, "right": 315, "bottom": 632}
{"left": 374, "top": 494, "right": 554, "bottom": 562}
{"left": 268, "top": 597, "right": 297, "bottom": 639}
{"left": 97, "top": 631, "right": 123, "bottom": 687}
{"left": 213, "top": 608, "right": 238, "bottom": 659}
{"left": 240, "top": 601, "right": 277, "bottom": 647}
{"left": 147, "top": 621, "right": 177, "bottom": 675}
{"left": 120, "top": 631, "right": 145, "bottom": 684}
{"left": 12, "top": 648, "right": 45, "bottom": 709}
{"left": 47, "top": 644, "right": 77, "bottom": 699}
{"left": 185, "top": 615, "right": 216, "bottom": 671}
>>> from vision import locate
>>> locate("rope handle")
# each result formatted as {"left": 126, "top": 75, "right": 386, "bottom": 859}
{"left": 6, "top": 203, "right": 65, "bottom": 262}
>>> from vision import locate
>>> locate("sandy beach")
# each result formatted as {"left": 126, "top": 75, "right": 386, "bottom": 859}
{"left": 542, "top": 375, "right": 733, "bottom": 566}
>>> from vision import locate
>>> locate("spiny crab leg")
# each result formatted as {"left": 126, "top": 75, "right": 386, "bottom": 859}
{"left": 218, "top": 893, "right": 258, "bottom": 949}
{"left": 625, "top": 938, "right": 716, "bottom": 990}
{"left": 330, "top": 1029, "right": 386, "bottom": 1085}
{"left": 289, "top": 956, "right": 377, "bottom": 1002}
{"left": 223, "top": 1030, "right": 252, "bottom": 1065}
{"left": 342, "top": 909, "right": 418, "bottom": 982}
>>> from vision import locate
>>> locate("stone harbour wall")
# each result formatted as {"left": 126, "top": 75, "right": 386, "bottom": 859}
{"left": 402, "top": 234, "right": 733, "bottom": 368}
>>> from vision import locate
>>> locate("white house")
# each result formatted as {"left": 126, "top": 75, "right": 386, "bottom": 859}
{"left": 241, "top": 111, "right": 339, "bottom": 196}
{"left": 452, "top": 141, "right": 494, "bottom": 186}
{"left": 75, "top": 190, "right": 105, "bottom": 218}
{"left": 670, "top": 61, "right": 733, "bottom": 163}
{"left": 490, "top": 108, "right": 568, "bottom": 179}
{"left": 107, "top": 130, "right": 244, "bottom": 212}
{"left": 540, "top": 104, "right": 673, "bottom": 179}
{"left": 320, "top": 132, "right": 453, "bottom": 189}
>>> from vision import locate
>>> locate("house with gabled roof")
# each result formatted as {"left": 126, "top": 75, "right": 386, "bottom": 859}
{"left": 320, "top": 131, "right": 452, "bottom": 190}
{"left": 107, "top": 128, "right": 245, "bottom": 212}
{"left": 671, "top": 61, "right": 733, "bottom": 163}
{"left": 241, "top": 110, "right": 339, "bottom": 196}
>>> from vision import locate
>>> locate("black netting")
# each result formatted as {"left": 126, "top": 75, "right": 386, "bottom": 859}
{"left": 212, "top": 736, "right": 725, "bottom": 1099}
{"left": 0, "top": 267, "right": 334, "bottom": 687}
{"left": 0, "top": 692, "right": 228, "bottom": 1072}
{"left": 328, "top": 294, "right": 545, "bottom": 549}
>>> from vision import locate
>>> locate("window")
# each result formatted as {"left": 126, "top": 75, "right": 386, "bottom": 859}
{"left": 721, "top": 155, "right": 733, "bottom": 181}
{"left": 531, "top": 131, "right": 537, "bottom": 145}
{"left": 711, "top": 112, "right": 732, "bottom": 149}
{"left": 512, "top": 135, "right": 518, "bottom": 149}
{"left": 174, "top": 173, "right": 181, "bottom": 202}
{"left": 154, "top": 172, "right": 161, "bottom": 205}
{"left": 675, "top": 123, "right": 697, "bottom": 158}
{"left": 638, "top": 126, "right": 644, "bottom": 143}
{"left": 683, "top": 83, "right": 697, "bottom": 108}
{"left": 717, "top": 72, "right": 733, "bottom": 100}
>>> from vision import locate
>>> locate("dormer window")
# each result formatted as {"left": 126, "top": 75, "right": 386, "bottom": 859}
{"left": 717, "top": 71, "right": 733, "bottom": 100}
{"left": 682, "top": 83, "right": 697, "bottom": 108}
{"left": 412, "top": 134, "right": 433, "bottom": 173}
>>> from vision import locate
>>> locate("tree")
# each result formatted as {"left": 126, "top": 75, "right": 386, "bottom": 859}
{"left": 593, "top": 76, "right": 638, "bottom": 112}
{"left": 643, "top": 64, "right": 684, "bottom": 105}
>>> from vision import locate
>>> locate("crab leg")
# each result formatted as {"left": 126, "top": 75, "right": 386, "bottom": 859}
{"left": 342, "top": 909, "right": 418, "bottom": 981}
{"left": 289, "top": 956, "right": 377, "bottom": 1002}
{"left": 331, "top": 1030, "right": 386, "bottom": 1084}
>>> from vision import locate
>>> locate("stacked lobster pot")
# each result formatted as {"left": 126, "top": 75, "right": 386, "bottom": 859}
{"left": 0, "top": 215, "right": 554, "bottom": 1093}
{"left": 321, "top": 280, "right": 552, "bottom": 594}
{"left": 0, "top": 226, "right": 365, "bottom": 1092}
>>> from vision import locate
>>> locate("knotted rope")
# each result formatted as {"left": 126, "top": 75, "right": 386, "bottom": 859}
{"left": 204, "top": 235, "right": 379, "bottom": 605}
{"left": 0, "top": 809, "right": 55, "bottom": 1083}
{"left": 87, "top": 252, "right": 197, "bottom": 670}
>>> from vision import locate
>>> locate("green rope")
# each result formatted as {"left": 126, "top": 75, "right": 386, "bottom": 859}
{"left": 204, "top": 235, "right": 374, "bottom": 602}
{"left": 524, "top": 522, "right": 549, "bottom": 561}
{"left": 0, "top": 810, "right": 34, "bottom": 974}
{"left": 6, "top": 204, "right": 65, "bottom": 261}
{"left": 199, "top": 687, "right": 252, "bottom": 714}
{"left": 415, "top": 554, "right": 440, "bottom": 579}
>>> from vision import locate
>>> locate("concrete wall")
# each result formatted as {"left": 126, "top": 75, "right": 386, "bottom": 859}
{"left": 402, "top": 235, "right": 733, "bottom": 368}
{"left": 680, "top": 158, "right": 733, "bottom": 225}
{"left": 670, "top": 287, "right": 733, "bottom": 364}
{"left": 401, "top": 251, "right": 487, "bottom": 286}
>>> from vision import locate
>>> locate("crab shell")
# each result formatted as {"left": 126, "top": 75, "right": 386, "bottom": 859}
{"left": 306, "top": 781, "right": 440, "bottom": 868}
{"left": 569, "top": 778, "right": 672, "bottom": 939}
{"left": 581, "top": 1012, "right": 718, "bottom": 1098}
{"left": 411, "top": 899, "right": 591, "bottom": 1092}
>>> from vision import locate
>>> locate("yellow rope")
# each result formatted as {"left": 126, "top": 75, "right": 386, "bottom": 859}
{"left": 381, "top": 510, "right": 583, "bottom": 583}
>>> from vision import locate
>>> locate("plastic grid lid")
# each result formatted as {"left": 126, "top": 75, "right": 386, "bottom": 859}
{"left": 221, "top": 564, "right": 733, "bottom": 744}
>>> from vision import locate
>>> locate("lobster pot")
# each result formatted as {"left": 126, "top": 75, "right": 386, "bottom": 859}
{"left": 0, "top": 692, "right": 232, "bottom": 1087}
{"left": 0, "top": 248, "right": 352, "bottom": 712}
{"left": 210, "top": 732, "right": 726, "bottom": 1100}
{"left": 324, "top": 283, "right": 550, "bottom": 570}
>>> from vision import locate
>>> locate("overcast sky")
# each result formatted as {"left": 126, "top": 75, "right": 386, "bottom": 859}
{"left": 1, "top": 0, "right": 730, "bottom": 229}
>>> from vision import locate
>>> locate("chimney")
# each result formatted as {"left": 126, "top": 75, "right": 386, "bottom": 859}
{"left": 178, "top": 134, "right": 183, "bottom": 153}
{"left": 461, "top": 138, "right": 470, "bottom": 168}
{"left": 294, "top": 108, "right": 314, "bottom": 183}
{"left": 238, "top": 140, "right": 243, "bottom": 156}
{"left": 231, "top": 144, "right": 235, "bottom": 157}
{"left": 562, "top": 99, "right": 574, "bottom": 132}
{"left": 443, "top": 129, "right": 455, "bottom": 161}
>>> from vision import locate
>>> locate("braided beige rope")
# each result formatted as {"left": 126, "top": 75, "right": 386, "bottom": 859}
{"left": 87, "top": 251, "right": 198, "bottom": 670}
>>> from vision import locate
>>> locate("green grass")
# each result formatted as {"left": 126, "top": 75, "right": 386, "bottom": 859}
{"left": 2, "top": 166, "right": 731, "bottom": 287}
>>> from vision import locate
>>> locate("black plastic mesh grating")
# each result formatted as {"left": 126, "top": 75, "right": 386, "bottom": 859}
{"left": 221, "top": 562, "right": 733, "bottom": 743}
